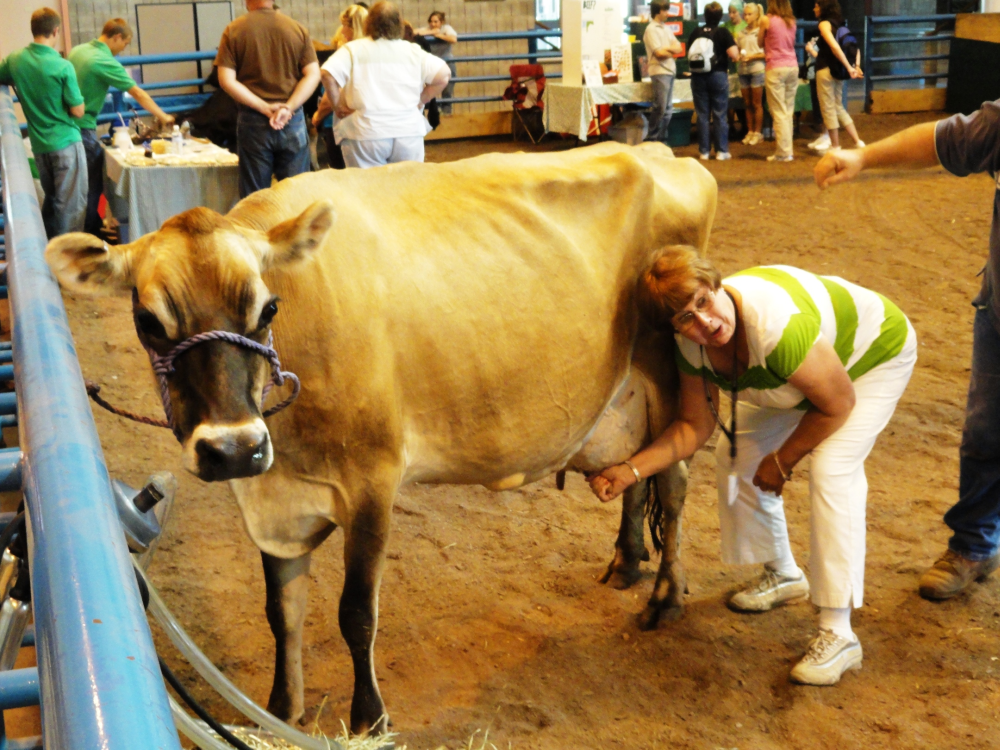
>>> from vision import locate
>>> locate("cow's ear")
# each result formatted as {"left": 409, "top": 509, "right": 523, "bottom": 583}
{"left": 264, "top": 201, "right": 334, "bottom": 269}
{"left": 45, "top": 233, "right": 135, "bottom": 295}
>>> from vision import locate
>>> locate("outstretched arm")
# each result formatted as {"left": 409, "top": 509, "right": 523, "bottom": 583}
{"left": 815, "top": 120, "right": 939, "bottom": 188}
{"left": 589, "top": 370, "right": 716, "bottom": 503}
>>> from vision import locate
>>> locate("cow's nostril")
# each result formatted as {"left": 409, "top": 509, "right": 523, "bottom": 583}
{"left": 195, "top": 438, "right": 230, "bottom": 469}
{"left": 193, "top": 430, "right": 270, "bottom": 481}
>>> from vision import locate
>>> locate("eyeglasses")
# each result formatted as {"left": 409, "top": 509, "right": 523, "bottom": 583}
{"left": 671, "top": 289, "right": 715, "bottom": 333}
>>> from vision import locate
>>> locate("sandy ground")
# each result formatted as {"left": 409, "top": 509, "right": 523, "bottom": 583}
{"left": 54, "top": 112, "right": 1000, "bottom": 749}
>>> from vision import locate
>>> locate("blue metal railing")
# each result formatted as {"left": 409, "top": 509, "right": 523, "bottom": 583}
{"left": 94, "top": 29, "right": 564, "bottom": 118}
{"left": 0, "top": 86, "right": 181, "bottom": 750}
{"left": 863, "top": 14, "right": 955, "bottom": 110}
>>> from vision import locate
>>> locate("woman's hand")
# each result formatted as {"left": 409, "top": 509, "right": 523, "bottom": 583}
{"left": 752, "top": 453, "right": 786, "bottom": 495}
{"left": 334, "top": 100, "right": 356, "bottom": 119}
{"left": 850, "top": 64, "right": 864, "bottom": 79}
{"left": 588, "top": 464, "right": 638, "bottom": 503}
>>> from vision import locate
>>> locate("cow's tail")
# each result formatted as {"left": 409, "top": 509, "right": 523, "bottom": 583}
{"left": 644, "top": 475, "right": 664, "bottom": 554}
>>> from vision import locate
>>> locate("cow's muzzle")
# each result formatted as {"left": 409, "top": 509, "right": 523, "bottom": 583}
{"left": 186, "top": 419, "right": 273, "bottom": 481}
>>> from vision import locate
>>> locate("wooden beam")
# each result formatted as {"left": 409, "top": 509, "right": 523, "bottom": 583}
{"left": 59, "top": 0, "right": 72, "bottom": 56}
{"left": 868, "top": 88, "right": 947, "bottom": 114}
{"left": 955, "top": 13, "right": 1000, "bottom": 43}
{"left": 426, "top": 110, "right": 513, "bottom": 141}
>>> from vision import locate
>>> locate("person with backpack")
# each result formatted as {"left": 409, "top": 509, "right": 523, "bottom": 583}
{"left": 687, "top": 2, "right": 739, "bottom": 160}
{"left": 756, "top": 0, "right": 797, "bottom": 162}
{"left": 812, "top": 0, "right": 864, "bottom": 153}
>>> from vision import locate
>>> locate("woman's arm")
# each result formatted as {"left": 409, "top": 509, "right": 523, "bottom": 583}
{"left": 589, "top": 370, "right": 717, "bottom": 502}
{"left": 756, "top": 15, "right": 769, "bottom": 47}
{"left": 752, "top": 336, "right": 856, "bottom": 494}
{"left": 312, "top": 91, "right": 333, "bottom": 127}
{"left": 727, "top": 44, "right": 740, "bottom": 62}
{"left": 435, "top": 28, "right": 458, "bottom": 43}
{"left": 819, "top": 20, "right": 855, "bottom": 74}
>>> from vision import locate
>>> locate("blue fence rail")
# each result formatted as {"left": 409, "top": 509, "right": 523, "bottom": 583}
{"left": 863, "top": 14, "right": 955, "bottom": 110}
{"left": 94, "top": 29, "right": 564, "bottom": 119}
{"left": 0, "top": 85, "right": 180, "bottom": 749}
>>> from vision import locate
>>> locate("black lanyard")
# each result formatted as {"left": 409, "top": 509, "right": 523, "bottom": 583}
{"left": 700, "top": 291, "right": 739, "bottom": 461}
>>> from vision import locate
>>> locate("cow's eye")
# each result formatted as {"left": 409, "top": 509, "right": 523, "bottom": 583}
{"left": 136, "top": 309, "right": 167, "bottom": 340}
{"left": 257, "top": 299, "right": 279, "bottom": 330}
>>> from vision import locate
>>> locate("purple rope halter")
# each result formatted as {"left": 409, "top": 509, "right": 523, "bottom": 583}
{"left": 86, "top": 296, "right": 300, "bottom": 442}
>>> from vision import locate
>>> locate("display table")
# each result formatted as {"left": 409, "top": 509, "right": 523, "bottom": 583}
{"left": 104, "top": 145, "right": 241, "bottom": 241}
{"left": 546, "top": 76, "right": 809, "bottom": 142}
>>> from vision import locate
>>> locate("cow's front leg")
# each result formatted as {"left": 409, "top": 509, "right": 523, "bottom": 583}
{"left": 638, "top": 460, "right": 688, "bottom": 630}
{"left": 340, "top": 499, "right": 392, "bottom": 736}
{"left": 600, "top": 479, "right": 650, "bottom": 589}
{"left": 262, "top": 550, "right": 312, "bottom": 723}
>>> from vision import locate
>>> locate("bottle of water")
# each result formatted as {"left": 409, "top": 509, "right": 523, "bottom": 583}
{"left": 171, "top": 124, "right": 183, "bottom": 155}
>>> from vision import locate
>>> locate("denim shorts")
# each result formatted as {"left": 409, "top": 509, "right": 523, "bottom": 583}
{"left": 739, "top": 71, "right": 765, "bottom": 88}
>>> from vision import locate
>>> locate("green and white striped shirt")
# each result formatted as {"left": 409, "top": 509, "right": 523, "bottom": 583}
{"left": 675, "top": 266, "right": 912, "bottom": 409}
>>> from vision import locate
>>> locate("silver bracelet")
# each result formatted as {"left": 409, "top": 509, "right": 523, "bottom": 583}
{"left": 622, "top": 459, "right": 643, "bottom": 484}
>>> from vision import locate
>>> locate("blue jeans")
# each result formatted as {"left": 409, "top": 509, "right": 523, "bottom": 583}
{"left": 236, "top": 107, "right": 311, "bottom": 198}
{"left": 690, "top": 69, "right": 729, "bottom": 155}
{"left": 35, "top": 141, "right": 86, "bottom": 239}
{"left": 81, "top": 128, "right": 105, "bottom": 236}
{"left": 645, "top": 73, "right": 675, "bottom": 143}
{"left": 946, "top": 304, "right": 1000, "bottom": 560}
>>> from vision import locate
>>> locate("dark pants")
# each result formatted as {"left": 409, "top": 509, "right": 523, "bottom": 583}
{"left": 320, "top": 127, "right": 346, "bottom": 170}
{"left": 691, "top": 69, "right": 730, "bottom": 155}
{"left": 645, "top": 73, "right": 675, "bottom": 143}
{"left": 945, "top": 304, "right": 1000, "bottom": 560}
{"left": 80, "top": 128, "right": 105, "bottom": 236}
{"left": 236, "top": 107, "right": 311, "bottom": 198}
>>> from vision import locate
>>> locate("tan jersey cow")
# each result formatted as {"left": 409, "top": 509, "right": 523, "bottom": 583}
{"left": 47, "top": 142, "right": 717, "bottom": 735}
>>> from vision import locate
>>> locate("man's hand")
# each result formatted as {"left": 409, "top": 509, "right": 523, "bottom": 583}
{"left": 815, "top": 148, "right": 864, "bottom": 189}
{"left": 158, "top": 113, "right": 176, "bottom": 128}
{"left": 269, "top": 104, "right": 292, "bottom": 130}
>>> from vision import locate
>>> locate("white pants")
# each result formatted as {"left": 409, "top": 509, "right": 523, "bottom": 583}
{"left": 765, "top": 66, "right": 798, "bottom": 158}
{"left": 716, "top": 326, "right": 917, "bottom": 608}
{"left": 816, "top": 67, "right": 854, "bottom": 132}
{"left": 341, "top": 136, "right": 425, "bottom": 169}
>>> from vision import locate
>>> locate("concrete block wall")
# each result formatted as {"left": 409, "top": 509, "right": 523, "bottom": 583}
{"left": 67, "top": 0, "right": 550, "bottom": 113}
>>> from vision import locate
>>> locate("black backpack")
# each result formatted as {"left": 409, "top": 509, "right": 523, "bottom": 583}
{"left": 829, "top": 23, "right": 860, "bottom": 80}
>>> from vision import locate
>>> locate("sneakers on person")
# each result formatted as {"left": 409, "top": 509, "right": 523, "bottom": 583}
{"left": 699, "top": 152, "right": 711, "bottom": 161}
{"left": 716, "top": 151, "right": 732, "bottom": 161}
{"left": 766, "top": 154, "right": 794, "bottom": 163}
{"left": 808, "top": 134, "right": 831, "bottom": 150}
{"left": 750, "top": 132, "right": 764, "bottom": 145}
{"left": 728, "top": 568, "right": 810, "bottom": 611}
{"left": 854, "top": 140, "right": 866, "bottom": 149}
{"left": 790, "top": 630, "right": 863, "bottom": 686}
{"left": 918, "top": 549, "right": 1000, "bottom": 600}
{"left": 742, "top": 133, "right": 753, "bottom": 145}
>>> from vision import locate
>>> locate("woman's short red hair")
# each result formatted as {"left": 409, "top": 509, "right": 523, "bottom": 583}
{"left": 636, "top": 246, "right": 721, "bottom": 330}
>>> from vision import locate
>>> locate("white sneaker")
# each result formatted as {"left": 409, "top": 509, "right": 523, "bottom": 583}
{"left": 699, "top": 152, "right": 711, "bottom": 161}
{"left": 854, "top": 140, "right": 866, "bottom": 149}
{"left": 742, "top": 133, "right": 753, "bottom": 145}
{"left": 766, "top": 154, "right": 794, "bottom": 163}
{"left": 808, "top": 134, "right": 831, "bottom": 150}
{"left": 790, "top": 630, "right": 863, "bottom": 686}
{"left": 729, "top": 568, "right": 809, "bottom": 611}
{"left": 716, "top": 151, "right": 732, "bottom": 161}
{"left": 750, "top": 132, "right": 764, "bottom": 145}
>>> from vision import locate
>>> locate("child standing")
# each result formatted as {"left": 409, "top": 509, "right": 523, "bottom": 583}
{"left": 737, "top": 3, "right": 765, "bottom": 146}
{"left": 0, "top": 8, "right": 86, "bottom": 238}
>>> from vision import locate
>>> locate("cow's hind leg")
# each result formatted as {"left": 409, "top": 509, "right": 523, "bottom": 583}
{"left": 600, "top": 480, "right": 650, "bottom": 589}
{"left": 262, "top": 551, "right": 312, "bottom": 723}
{"left": 638, "top": 460, "right": 689, "bottom": 630}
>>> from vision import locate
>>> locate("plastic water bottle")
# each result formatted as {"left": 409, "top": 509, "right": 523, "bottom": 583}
{"left": 171, "top": 124, "right": 183, "bottom": 155}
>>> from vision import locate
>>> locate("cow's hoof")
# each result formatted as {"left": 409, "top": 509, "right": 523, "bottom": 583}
{"left": 599, "top": 562, "right": 642, "bottom": 590}
{"left": 637, "top": 603, "right": 684, "bottom": 631}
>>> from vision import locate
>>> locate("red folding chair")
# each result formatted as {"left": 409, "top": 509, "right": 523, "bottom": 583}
{"left": 502, "top": 64, "right": 547, "bottom": 144}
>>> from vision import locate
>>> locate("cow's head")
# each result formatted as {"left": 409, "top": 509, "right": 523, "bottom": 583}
{"left": 46, "top": 203, "right": 333, "bottom": 481}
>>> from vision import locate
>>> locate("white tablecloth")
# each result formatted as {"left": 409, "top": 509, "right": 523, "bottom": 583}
{"left": 104, "top": 145, "right": 240, "bottom": 241}
{"left": 545, "top": 76, "right": 742, "bottom": 141}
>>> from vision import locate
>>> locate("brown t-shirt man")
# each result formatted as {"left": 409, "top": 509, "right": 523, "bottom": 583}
{"left": 215, "top": 8, "right": 317, "bottom": 102}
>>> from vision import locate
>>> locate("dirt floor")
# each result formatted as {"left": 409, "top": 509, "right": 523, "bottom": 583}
{"left": 59, "top": 111, "right": 1000, "bottom": 749}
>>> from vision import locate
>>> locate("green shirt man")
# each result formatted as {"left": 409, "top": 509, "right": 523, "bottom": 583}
{"left": 68, "top": 18, "right": 174, "bottom": 234}
{"left": 0, "top": 7, "right": 87, "bottom": 238}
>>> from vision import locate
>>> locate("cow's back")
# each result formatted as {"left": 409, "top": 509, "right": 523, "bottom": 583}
{"left": 231, "top": 143, "right": 716, "bottom": 486}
